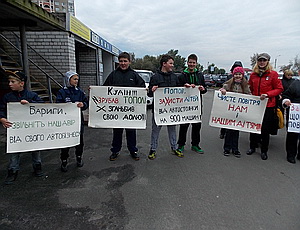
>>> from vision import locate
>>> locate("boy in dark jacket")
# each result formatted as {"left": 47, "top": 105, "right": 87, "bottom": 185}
{"left": 103, "top": 52, "right": 145, "bottom": 161}
{"left": 177, "top": 54, "right": 207, "bottom": 154}
{"left": 148, "top": 54, "right": 182, "bottom": 160}
{"left": 56, "top": 71, "right": 89, "bottom": 172}
{"left": 0, "top": 71, "right": 44, "bottom": 184}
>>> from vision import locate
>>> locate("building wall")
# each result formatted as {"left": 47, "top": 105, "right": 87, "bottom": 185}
{"left": 76, "top": 42, "right": 97, "bottom": 92}
{"left": 26, "top": 31, "right": 76, "bottom": 91}
{"left": 0, "top": 30, "right": 115, "bottom": 94}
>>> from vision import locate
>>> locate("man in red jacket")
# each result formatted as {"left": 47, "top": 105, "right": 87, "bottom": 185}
{"left": 246, "top": 53, "right": 283, "bottom": 160}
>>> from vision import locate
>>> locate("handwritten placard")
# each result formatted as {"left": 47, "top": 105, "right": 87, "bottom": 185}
{"left": 7, "top": 103, "right": 81, "bottom": 153}
{"left": 209, "top": 91, "right": 267, "bottom": 134}
{"left": 88, "top": 86, "right": 147, "bottom": 129}
{"left": 287, "top": 103, "right": 300, "bottom": 133}
{"left": 154, "top": 87, "right": 202, "bottom": 125}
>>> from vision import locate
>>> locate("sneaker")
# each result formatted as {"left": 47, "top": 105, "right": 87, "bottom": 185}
{"left": 233, "top": 151, "right": 241, "bottom": 158}
{"left": 148, "top": 150, "right": 156, "bottom": 160}
{"left": 33, "top": 163, "right": 44, "bottom": 177}
{"left": 246, "top": 148, "right": 255, "bottom": 155}
{"left": 61, "top": 160, "right": 68, "bottom": 172}
{"left": 76, "top": 156, "right": 84, "bottom": 167}
{"left": 177, "top": 145, "right": 184, "bottom": 153}
{"left": 172, "top": 149, "right": 184, "bottom": 158}
{"left": 223, "top": 150, "right": 230, "bottom": 156}
{"left": 4, "top": 170, "right": 18, "bottom": 185}
{"left": 109, "top": 152, "right": 119, "bottom": 161}
{"left": 191, "top": 146, "right": 204, "bottom": 154}
{"left": 130, "top": 152, "right": 140, "bottom": 161}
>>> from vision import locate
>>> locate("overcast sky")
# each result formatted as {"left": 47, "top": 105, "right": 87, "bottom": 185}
{"left": 75, "top": 0, "right": 300, "bottom": 72}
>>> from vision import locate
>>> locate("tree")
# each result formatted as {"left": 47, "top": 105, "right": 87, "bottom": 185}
{"left": 250, "top": 53, "right": 258, "bottom": 68}
{"left": 131, "top": 49, "right": 186, "bottom": 72}
{"left": 279, "top": 55, "right": 299, "bottom": 75}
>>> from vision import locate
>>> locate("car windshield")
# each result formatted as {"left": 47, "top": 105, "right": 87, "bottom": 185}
{"left": 137, "top": 72, "right": 151, "bottom": 83}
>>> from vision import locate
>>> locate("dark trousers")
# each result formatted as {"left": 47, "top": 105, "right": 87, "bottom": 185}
{"left": 224, "top": 129, "right": 239, "bottom": 152}
{"left": 249, "top": 132, "right": 270, "bottom": 153}
{"left": 249, "top": 107, "right": 277, "bottom": 153}
{"left": 111, "top": 128, "right": 138, "bottom": 154}
{"left": 285, "top": 132, "right": 300, "bottom": 160}
{"left": 61, "top": 134, "right": 84, "bottom": 160}
{"left": 177, "top": 122, "right": 201, "bottom": 147}
{"left": 220, "top": 128, "right": 226, "bottom": 136}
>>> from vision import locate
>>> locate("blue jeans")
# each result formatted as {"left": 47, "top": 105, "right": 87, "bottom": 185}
{"left": 150, "top": 116, "right": 177, "bottom": 151}
{"left": 224, "top": 129, "right": 239, "bottom": 152}
{"left": 8, "top": 151, "right": 42, "bottom": 172}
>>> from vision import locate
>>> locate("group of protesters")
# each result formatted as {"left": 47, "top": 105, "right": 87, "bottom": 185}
{"left": 1, "top": 51, "right": 299, "bottom": 185}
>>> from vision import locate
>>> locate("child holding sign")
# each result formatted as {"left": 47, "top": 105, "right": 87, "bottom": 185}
{"left": 0, "top": 71, "right": 44, "bottom": 185}
{"left": 220, "top": 67, "right": 250, "bottom": 157}
{"left": 56, "top": 71, "right": 89, "bottom": 172}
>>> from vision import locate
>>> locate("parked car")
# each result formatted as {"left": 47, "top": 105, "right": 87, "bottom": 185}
{"left": 204, "top": 75, "right": 215, "bottom": 87}
{"left": 134, "top": 69, "right": 154, "bottom": 108}
{"left": 215, "top": 74, "right": 228, "bottom": 87}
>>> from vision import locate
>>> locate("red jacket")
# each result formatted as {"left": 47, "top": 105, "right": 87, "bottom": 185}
{"left": 249, "top": 70, "right": 283, "bottom": 107}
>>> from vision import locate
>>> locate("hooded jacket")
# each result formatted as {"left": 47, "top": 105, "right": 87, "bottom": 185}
{"left": 56, "top": 83, "right": 88, "bottom": 132}
{"left": 248, "top": 70, "right": 283, "bottom": 107}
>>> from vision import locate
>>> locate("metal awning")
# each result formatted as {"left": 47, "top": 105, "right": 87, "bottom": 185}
{"left": 0, "top": 0, "right": 65, "bottom": 31}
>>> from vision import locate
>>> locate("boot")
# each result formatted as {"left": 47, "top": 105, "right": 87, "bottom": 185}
{"left": 76, "top": 156, "right": 84, "bottom": 167}
{"left": 33, "top": 163, "right": 44, "bottom": 177}
{"left": 61, "top": 160, "right": 68, "bottom": 172}
{"left": 4, "top": 169, "right": 18, "bottom": 185}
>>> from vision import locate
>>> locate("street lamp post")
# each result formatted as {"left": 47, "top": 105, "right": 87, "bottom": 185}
{"left": 274, "top": 55, "right": 281, "bottom": 69}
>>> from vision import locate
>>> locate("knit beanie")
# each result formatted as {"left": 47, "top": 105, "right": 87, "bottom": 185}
{"left": 233, "top": 67, "right": 245, "bottom": 76}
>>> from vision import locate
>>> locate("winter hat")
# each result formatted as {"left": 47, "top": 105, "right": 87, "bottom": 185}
{"left": 257, "top": 53, "right": 271, "bottom": 61}
{"left": 233, "top": 67, "right": 245, "bottom": 76}
{"left": 230, "top": 61, "right": 243, "bottom": 72}
{"left": 64, "top": 71, "right": 78, "bottom": 87}
{"left": 5, "top": 70, "right": 27, "bottom": 82}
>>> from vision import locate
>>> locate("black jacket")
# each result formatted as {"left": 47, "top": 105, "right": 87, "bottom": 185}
{"left": 0, "top": 89, "right": 43, "bottom": 119}
{"left": 281, "top": 76, "right": 295, "bottom": 93}
{"left": 103, "top": 66, "right": 145, "bottom": 87}
{"left": 178, "top": 70, "right": 207, "bottom": 94}
{"left": 148, "top": 70, "right": 180, "bottom": 97}
{"left": 282, "top": 80, "right": 300, "bottom": 104}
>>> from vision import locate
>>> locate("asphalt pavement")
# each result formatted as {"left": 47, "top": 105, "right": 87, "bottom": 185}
{"left": 0, "top": 88, "right": 300, "bottom": 230}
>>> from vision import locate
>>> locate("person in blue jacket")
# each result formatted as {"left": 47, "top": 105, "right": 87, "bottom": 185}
{"left": 0, "top": 70, "right": 44, "bottom": 185}
{"left": 56, "top": 71, "right": 89, "bottom": 172}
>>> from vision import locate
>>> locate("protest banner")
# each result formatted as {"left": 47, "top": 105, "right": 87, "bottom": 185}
{"left": 154, "top": 87, "right": 201, "bottom": 125}
{"left": 88, "top": 86, "right": 147, "bottom": 129}
{"left": 7, "top": 103, "right": 81, "bottom": 153}
{"left": 209, "top": 91, "right": 267, "bottom": 134}
{"left": 287, "top": 103, "right": 300, "bottom": 133}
